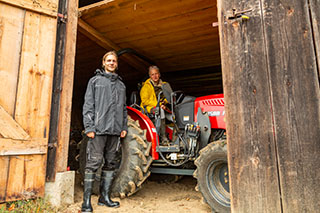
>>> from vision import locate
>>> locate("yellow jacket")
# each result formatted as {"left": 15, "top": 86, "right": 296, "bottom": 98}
{"left": 140, "top": 78, "right": 167, "bottom": 113}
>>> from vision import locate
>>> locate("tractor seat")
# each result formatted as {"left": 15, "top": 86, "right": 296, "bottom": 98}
{"left": 130, "top": 91, "right": 140, "bottom": 106}
{"left": 129, "top": 91, "right": 143, "bottom": 111}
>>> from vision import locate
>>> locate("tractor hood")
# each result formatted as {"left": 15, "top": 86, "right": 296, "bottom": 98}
{"left": 194, "top": 94, "right": 226, "bottom": 130}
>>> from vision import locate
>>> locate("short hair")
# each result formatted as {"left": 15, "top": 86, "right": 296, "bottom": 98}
{"left": 148, "top": 65, "right": 160, "bottom": 76}
{"left": 102, "top": 51, "right": 118, "bottom": 68}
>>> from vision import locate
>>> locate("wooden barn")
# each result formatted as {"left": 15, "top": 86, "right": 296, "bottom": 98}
{"left": 0, "top": 0, "right": 319, "bottom": 212}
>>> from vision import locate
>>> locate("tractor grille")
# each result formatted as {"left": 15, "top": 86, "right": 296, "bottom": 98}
{"left": 201, "top": 98, "right": 224, "bottom": 106}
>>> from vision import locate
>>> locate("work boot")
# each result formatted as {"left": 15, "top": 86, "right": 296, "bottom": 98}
{"left": 81, "top": 172, "right": 95, "bottom": 212}
{"left": 98, "top": 170, "right": 120, "bottom": 208}
{"left": 160, "top": 119, "right": 169, "bottom": 143}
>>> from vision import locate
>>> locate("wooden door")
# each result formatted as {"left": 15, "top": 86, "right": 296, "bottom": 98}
{"left": 0, "top": 0, "right": 58, "bottom": 202}
{"left": 218, "top": 0, "right": 320, "bottom": 212}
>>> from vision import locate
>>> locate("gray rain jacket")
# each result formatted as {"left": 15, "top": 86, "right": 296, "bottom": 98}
{"left": 83, "top": 69, "right": 128, "bottom": 136}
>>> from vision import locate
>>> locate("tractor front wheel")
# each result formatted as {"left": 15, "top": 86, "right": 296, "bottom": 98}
{"left": 194, "top": 139, "right": 230, "bottom": 213}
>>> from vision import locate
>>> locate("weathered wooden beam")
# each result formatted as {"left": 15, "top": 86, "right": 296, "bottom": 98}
{"left": 78, "top": 19, "right": 119, "bottom": 50}
{"left": 262, "top": 1, "right": 320, "bottom": 212}
{"left": 0, "top": 3, "right": 24, "bottom": 116}
{"left": 0, "top": 0, "right": 58, "bottom": 17}
{"left": 111, "top": 7, "right": 217, "bottom": 44}
{"left": 0, "top": 156, "right": 9, "bottom": 202}
{"left": 14, "top": 11, "right": 57, "bottom": 138}
{"left": 79, "top": 0, "right": 114, "bottom": 16}
{"left": 218, "top": 0, "right": 320, "bottom": 212}
{"left": 0, "top": 105, "right": 30, "bottom": 140}
{"left": 5, "top": 156, "right": 24, "bottom": 201}
{"left": 5, "top": 154, "right": 46, "bottom": 202}
{"left": 55, "top": 0, "right": 78, "bottom": 173}
{"left": 309, "top": 0, "right": 320, "bottom": 77}
{"left": 218, "top": 1, "right": 282, "bottom": 212}
{"left": 78, "top": 18, "right": 147, "bottom": 73}
{"left": 80, "top": 0, "right": 215, "bottom": 33}
{"left": 46, "top": 0, "right": 68, "bottom": 182}
{"left": 0, "top": 138, "right": 47, "bottom": 155}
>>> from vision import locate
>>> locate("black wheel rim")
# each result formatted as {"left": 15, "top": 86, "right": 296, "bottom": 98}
{"left": 206, "top": 159, "right": 230, "bottom": 207}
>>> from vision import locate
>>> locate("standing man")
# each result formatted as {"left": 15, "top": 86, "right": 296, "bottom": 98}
{"left": 82, "top": 51, "right": 127, "bottom": 212}
{"left": 140, "top": 65, "right": 169, "bottom": 142}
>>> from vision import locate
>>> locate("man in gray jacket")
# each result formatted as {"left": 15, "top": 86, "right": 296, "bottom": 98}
{"left": 82, "top": 50, "right": 128, "bottom": 212}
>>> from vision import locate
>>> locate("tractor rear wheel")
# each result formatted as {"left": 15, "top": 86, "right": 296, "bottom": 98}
{"left": 111, "top": 116, "right": 152, "bottom": 198}
{"left": 194, "top": 139, "right": 230, "bottom": 213}
{"left": 78, "top": 116, "right": 152, "bottom": 198}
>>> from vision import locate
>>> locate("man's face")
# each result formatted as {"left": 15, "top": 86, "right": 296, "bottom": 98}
{"left": 104, "top": 54, "right": 118, "bottom": 73}
{"left": 149, "top": 69, "right": 160, "bottom": 83}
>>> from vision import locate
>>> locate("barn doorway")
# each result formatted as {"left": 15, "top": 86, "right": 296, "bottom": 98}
{"left": 69, "top": 0, "right": 222, "bottom": 139}
{"left": 67, "top": 0, "right": 224, "bottom": 211}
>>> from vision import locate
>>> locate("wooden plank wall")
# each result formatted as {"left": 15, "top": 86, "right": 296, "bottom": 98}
{"left": 0, "top": 0, "right": 58, "bottom": 202}
{"left": 0, "top": 4, "right": 24, "bottom": 116}
{"left": 264, "top": 1, "right": 320, "bottom": 212}
{"left": 309, "top": 0, "right": 320, "bottom": 77}
{"left": 218, "top": 0, "right": 320, "bottom": 212}
{"left": 218, "top": 0, "right": 282, "bottom": 211}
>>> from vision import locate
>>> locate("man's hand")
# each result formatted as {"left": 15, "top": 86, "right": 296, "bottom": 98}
{"left": 87, "top": 132, "right": 95, "bottom": 138}
{"left": 120, "top": 130, "right": 127, "bottom": 138}
{"left": 160, "top": 105, "right": 167, "bottom": 110}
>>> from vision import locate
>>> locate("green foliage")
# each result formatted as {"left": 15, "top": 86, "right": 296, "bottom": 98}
{"left": 0, "top": 198, "right": 57, "bottom": 213}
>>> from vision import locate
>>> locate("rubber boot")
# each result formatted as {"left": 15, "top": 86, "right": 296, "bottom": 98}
{"left": 98, "top": 170, "right": 120, "bottom": 208}
{"left": 81, "top": 172, "right": 95, "bottom": 212}
{"left": 160, "top": 119, "right": 169, "bottom": 143}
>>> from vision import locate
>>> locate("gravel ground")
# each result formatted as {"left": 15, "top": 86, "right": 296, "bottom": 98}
{"left": 60, "top": 174, "right": 211, "bottom": 213}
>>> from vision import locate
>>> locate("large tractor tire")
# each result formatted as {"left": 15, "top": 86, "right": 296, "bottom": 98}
{"left": 78, "top": 116, "right": 152, "bottom": 197}
{"left": 194, "top": 139, "right": 230, "bottom": 213}
{"left": 111, "top": 116, "right": 152, "bottom": 198}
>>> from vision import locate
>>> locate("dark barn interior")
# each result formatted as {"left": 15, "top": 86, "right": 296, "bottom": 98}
{"left": 71, "top": 0, "right": 222, "bottom": 130}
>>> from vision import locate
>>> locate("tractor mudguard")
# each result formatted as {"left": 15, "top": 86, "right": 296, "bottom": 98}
{"left": 196, "top": 107, "right": 211, "bottom": 150}
{"left": 127, "top": 106, "right": 159, "bottom": 160}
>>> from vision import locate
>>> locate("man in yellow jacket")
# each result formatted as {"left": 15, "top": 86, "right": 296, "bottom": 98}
{"left": 140, "top": 65, "right": 169, "bottom": 142}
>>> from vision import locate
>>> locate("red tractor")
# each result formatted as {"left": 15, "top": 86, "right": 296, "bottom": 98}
{"left": 79, "top": 83, "right": 229, "bottom": 212}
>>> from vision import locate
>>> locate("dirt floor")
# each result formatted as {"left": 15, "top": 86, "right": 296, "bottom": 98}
{"left": 61, "top": 174, "right": 212, "bottom": 213}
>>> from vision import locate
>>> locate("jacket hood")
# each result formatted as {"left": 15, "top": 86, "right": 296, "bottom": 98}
{"left": 95, "top": 68, "right": 122, "bottom": 81}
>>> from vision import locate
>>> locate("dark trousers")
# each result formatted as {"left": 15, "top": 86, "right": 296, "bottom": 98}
{"left": 85, "top": 135, "right": 120, "bottom": 172}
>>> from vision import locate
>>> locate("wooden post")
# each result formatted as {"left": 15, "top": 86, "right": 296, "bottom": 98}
{"left": 46, "top": 0, "right": 78, "bottom": 181}
{"left": 46, "top": 0, "right": 68, "bottom": 182}
{"left": 54, "top": 0, "right": 78, "bottom": 174}
{"left": 218, "top": 0, "right": 320, "bottom": 212}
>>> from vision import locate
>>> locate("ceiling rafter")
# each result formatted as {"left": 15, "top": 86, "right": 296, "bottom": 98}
{"left": 78, "top": 18, "right": 148, "bottom": 73}
{"left": 79, "top": 0, "right": 115, "bottom": 16}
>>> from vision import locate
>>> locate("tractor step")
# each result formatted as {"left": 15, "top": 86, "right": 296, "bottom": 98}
{"left": 150, "top": 167, "right": 195, "bottom": 176}
{"left": 156, "top": 145, "right": 180, "bottom": 152}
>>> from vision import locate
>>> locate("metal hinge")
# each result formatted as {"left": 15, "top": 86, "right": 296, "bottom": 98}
{"left": 57, "top": 13, "right": 68, "bottom": 23}
{"left": 228, "top": 8, "right": 253, "bottom": 20}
